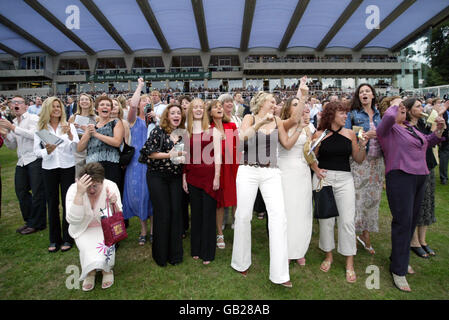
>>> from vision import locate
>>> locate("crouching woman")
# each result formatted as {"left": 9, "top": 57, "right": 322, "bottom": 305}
{"left": 65, "top": 162, "right": 122, "bottom": 291}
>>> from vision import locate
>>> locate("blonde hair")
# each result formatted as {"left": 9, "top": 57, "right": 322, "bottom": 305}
{"left": 186, "top": 98, "right": 210, "bottom": 135}
{"left": 75, "top": 93, "right": 95, "bottom": 117}
{"left": 38, "top": 97, "right": 67, "bottom": 130}
{"left": 112, "top": 98, "right": 124, "bottom": 120}
{"left": 379, "top": 95, "right": 400, "bottom": 117}
{"left": 250, "top": 91, "right": 273, "bottom": 115}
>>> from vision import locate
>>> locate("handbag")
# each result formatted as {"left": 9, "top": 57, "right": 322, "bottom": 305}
{"left": 101, "top": 196, "right": 128, "bottom": 247}
{"left": 313, "top": 179, "right": 339, "bottom": 219}
{"left": 119, "top": 139, "right": 135, "bottom": 166}
{"left": 302, "top": 126, "right": 318, "bottom": 165}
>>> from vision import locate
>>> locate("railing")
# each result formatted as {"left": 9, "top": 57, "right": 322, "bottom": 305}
{"left": 244, "top": 57, "right": 399, "bottom": 63}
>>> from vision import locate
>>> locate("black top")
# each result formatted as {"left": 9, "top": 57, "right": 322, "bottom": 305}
{"left": 317, "top": 127, "right": 352, "bottom": 172}
{"left": 415, "top": 119, "right": 437, "bottom": 170}
{"left": 243, "top": 116, "right": 278, "bottom": 167}
{"left": 139, "top": 126, "right": 183, "bottom": 176}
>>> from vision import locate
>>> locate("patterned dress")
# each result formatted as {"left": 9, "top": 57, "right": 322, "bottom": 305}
{"left": 351, "top": 121, "right": 385, "bottom": 233}
{"left": 123, "top": 118, "right": 153, "bottom": 221}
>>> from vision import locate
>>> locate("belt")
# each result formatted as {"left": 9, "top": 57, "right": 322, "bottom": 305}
{"left": 243, "top": 160, "right": 274, "bottom": 168}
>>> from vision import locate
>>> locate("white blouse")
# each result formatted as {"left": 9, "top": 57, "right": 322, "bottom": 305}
{"left": 33, "top": 123, "right": 79, "bottom": 170}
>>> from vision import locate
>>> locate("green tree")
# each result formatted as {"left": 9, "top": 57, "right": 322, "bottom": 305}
{"left": 426, "top": 18, "right": 449, "bottom": 86}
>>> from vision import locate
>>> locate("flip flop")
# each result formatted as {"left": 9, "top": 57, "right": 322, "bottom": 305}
{"left": 357, "top": 236, "right": 375, "bottom": 254}
{"left": 102, "top": 271, "right": 114, "bottom": 289}
{"left": 320, "top": 260, "right": 332, "bottom": 272}
{"left": 346, "top": 269, "right": 357, "bottom": 283}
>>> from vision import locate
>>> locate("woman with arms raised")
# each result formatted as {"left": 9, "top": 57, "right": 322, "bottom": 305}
{"left": 231, "top": 87, "right": 302, "bottom": 288}
{"left": 122, "top": 78, "right": 153, "bottom": 245}
{"left": 377, "top": 99, "right": 445, "bottom": 292}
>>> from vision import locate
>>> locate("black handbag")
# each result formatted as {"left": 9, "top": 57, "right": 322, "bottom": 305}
{"left": 119, "top": 139, "right": 135, "bottom": 166}
{"left": 313, "top": 179, "right": 339, "bottom": 219}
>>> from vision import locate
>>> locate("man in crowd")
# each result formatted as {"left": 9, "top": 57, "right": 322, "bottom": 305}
{"left": 0, "top": 95, "right": 46, "bottom": 234}
{"left": 233, "top": 92, "right": 250, "bottom": 119}
{"left": 147, "top": 90, "right": 167, "bottom": 135}
{"left": 65, "top": 96, "right": 77, "bottom": 121}
{"left": 27, "top": 96, "right": 42, "bottom": 115}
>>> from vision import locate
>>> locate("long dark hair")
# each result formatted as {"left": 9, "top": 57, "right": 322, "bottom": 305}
{"left": 403, "top": 98, "right": 421, "bottom": 122}
{"left": 350, "top": 83, "right": 377, "bottom": 111}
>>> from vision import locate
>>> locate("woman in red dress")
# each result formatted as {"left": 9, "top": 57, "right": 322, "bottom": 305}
{"left": 207, "top": 100, "right": 239, "bottom": 249}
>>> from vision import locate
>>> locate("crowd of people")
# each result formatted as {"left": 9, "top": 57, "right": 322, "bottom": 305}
{"left": 0, "top": 76, "right": 448, "bottom": 293}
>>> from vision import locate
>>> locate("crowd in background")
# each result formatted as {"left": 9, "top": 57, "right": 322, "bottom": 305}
{"left": 0, "top": 77, "right": 448, "bottom": 292}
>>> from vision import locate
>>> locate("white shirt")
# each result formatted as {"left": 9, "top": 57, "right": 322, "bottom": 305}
{"left": 310, "top": 104, "right": 322, "bottom": 119}
{"left": 33, "top": 123, "right": 79, "bottom": 170}
{"left": 4, "top": 112, "right": 40, "bottom": 166}
{"left": 147, "top": 102, "right": 168, "bottom": 137}
{"left": 230, "top": 114, "right": 242, "bottom": 129}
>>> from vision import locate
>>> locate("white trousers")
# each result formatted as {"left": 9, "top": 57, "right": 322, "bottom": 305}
{"left": 231, "top": 165, "right": 290, "bottom": 284}
{"left": 312, "top": 170, "right": 357, "bottom": 256}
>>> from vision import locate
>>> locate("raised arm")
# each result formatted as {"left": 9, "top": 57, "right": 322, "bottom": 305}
{"left": 128, "top": 77, "right": 145, "bottom": 125}
{"left": 376, "top": 104, "right": 400, "bottom": 138}
{"left": 283, "top": 76, "right": 308, "bottom": 132}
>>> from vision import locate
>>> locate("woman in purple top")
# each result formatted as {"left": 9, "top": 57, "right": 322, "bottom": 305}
{"left": 376, "top": 99, "right": 445, "bottom": 292}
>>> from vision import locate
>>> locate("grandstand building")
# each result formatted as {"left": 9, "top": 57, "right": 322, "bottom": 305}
{"left": 1, "top": 0, "right": 448, "bottom": 98}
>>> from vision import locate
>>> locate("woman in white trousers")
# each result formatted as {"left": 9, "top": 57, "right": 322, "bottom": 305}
{"left": 311, "top": 101, "right": 369, "bottom": 283}
{"left": 231, "top": 81, "right": 306, "bottom": 287}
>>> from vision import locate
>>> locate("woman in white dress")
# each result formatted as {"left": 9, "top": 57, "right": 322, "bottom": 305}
{"left": 66, "top": 162, "right": 122, "bottom": 291}
{"left": 278, "top": 99, "right": 318, "bottom": 266}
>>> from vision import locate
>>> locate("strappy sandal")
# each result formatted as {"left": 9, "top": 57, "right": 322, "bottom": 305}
{"left": 357, "top": 236, "right": 375, "bottom": 254}
{"left": 392, "top": 273, "right": 411, "bottom": 292}
{"left": 320, "top": 259, "right": 332, "bottom": 272}
{"left": 102, "top": 271, "right": 114, "bottom": 289}
{"left": 216, "top": 235, "right": 225, "bottom": 249}
{"left": 346, "top": 269, "right": 357, "bottom": 283}
{"left": 138, "top": 235, "right": 147, "bottom": 246}
{"left": 82, "top": 271, "right": 96, "bottom": 292}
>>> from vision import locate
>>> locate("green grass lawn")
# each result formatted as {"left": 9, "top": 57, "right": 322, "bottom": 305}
{"left": 0, "top": 146, "right": 448, "bottom": 300}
